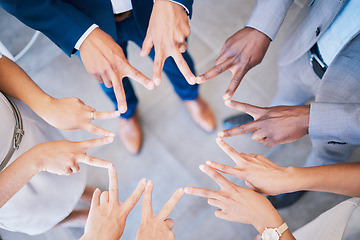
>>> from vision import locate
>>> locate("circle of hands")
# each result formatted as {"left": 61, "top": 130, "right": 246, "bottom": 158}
{"left": 22, "top": 1, "right": 314, "bottom": 239}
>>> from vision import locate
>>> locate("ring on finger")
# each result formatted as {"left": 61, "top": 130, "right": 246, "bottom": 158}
{"left": 90, "top": 110, "right": 95, "bottom": 121}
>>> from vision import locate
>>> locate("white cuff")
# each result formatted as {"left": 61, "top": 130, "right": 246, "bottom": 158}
{"left": 153, "top": 0, "right": 189, "bottom": 15}
{"left": 74, "top": 24, "right": 99, "bottom": 50}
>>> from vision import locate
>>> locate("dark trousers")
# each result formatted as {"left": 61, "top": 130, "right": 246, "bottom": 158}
{"left": 100, "top": 13, "right": 199, "bottom": 119}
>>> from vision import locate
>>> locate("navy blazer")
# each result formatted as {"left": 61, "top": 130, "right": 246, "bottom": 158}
{"left": 0, "top": 0, "right": 193, "bottom": 56}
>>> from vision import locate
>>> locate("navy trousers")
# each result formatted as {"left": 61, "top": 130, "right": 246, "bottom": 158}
{"left": 100, "top": 13, "right": 199, "bottom": 119}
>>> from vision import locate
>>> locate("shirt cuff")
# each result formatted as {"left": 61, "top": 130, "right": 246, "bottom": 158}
{"left": 74, "top": 24, "right": 99, "bottom": 50}
{"left": 153, "top": 0, "right": 189, "bottom": 15}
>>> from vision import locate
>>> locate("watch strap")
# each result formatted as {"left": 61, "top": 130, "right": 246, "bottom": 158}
{"left": 276, "top": 222, "right": 288, "bottom": 236}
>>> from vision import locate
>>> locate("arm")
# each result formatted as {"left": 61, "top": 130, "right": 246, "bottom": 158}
{"left": 213, "top": 138, "right": 360, "bottom": 197}
{"left": 196, "top": 0, "right": 294, "bottom": 100}
{"left": 0, "top": 137, "right": 114, "bottom": 208}
{"left": 184, "top": 165, "right": 295, "bottom": 239}
{"left": 309, "top": 102, "right": 360, "bottom": 146}
{"left": 0, "top": 56, "right": 119, "bottom": 136}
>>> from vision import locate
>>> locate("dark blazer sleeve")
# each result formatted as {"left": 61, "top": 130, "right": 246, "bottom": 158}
{"left": 0, "top": 0, "right": 96, "bottom": 56}
{"left": 171, "top": 0, "right": 194, "bottom": 18}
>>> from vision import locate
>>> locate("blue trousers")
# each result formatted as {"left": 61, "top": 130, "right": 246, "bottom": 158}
{"left": 100, "top": 14, "right": 199, "bottom": 119}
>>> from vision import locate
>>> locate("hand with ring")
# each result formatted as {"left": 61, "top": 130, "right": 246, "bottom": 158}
{"left": 39, "top": 97, "right": 120, "bottom": 136}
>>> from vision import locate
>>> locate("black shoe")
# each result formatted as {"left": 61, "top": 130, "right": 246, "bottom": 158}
{"left": 223, "top": 113, "right": 254, "bottom": 129}
{"left": 267, "top": 191, "right": 308, "bottom": 209}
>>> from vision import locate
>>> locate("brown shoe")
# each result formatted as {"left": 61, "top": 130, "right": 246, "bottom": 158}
{"left": 119, "top": 111, "right": 142, "bottom": 154}
{"left": 184, "top": 96, "right": 216, "bottom": 132}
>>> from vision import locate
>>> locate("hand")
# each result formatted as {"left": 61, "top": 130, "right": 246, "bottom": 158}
{"left": 218, "top": 100, "right": 310, "bottom": 147}
{"left": 136, "top": 181, "right": 184, "bottom": 240}
{"left": 34, "top": 137, "right": 114, "bottom": 175}
{"left": 210, "top": 138, "right": 294, "bottom": 195}
{"left": 141, "top": 0, "right": 196, "bottom": 86}
{"left": 184, "top": 164, "right": 284, "bottom": 233}
{"left": 39, "top": 97, "right": 120, "bottom": 137}
{"left": 81, "top": 168, "right": 147, "bottom": 240}
{"left": 197, "top": 27, "right": 270, "bottom": 100}
{"left": 80, "top": 28, "right": 155, "bottom": 113}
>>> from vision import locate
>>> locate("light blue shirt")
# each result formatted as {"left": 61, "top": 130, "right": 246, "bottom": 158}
{"left": 317, "top": 0, "right": 360, "bottom": 66}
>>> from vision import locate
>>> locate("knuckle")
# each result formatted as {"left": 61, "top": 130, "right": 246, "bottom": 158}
{"left": 214, "top": 65, "right": 223, "bottom": 74}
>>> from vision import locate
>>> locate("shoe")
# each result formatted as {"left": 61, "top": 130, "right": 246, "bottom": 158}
{"left": 223, "top": 113, "right": 254, "bottom": 129}
{"left": 184, "top": 96, "right": 216, "bottom": 132}
{"left": 119, "top": 111, "right": 142, "bottom": 154}
{"left": 267, "top": 190, "right": 308, "bottom": 209}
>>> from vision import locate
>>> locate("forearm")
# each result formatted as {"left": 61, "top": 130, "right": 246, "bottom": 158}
{"left": 0, "top": 151, "right": 39, "bottom": 208}
{"left": 287, "top": 163, "right": 360, "bottom": 197}
{"left": 0, "top": 56, "right": 53, "bottom": 115}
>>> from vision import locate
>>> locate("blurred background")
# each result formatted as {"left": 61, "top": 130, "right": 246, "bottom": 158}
{"left": 0, "top": 0, "right": 358, "bottom": 239}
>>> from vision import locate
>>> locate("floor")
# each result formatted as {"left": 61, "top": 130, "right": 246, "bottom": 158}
{"left": 0, "top": 1, "right": 359, "bottom": 239}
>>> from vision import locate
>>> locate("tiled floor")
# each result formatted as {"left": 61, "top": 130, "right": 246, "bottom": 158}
{"left": 0, "top": 1, "right": 359, "bottom": 239}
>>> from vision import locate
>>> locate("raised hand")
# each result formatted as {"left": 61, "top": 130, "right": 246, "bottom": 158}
{"left": 34, "top": 137, "right": 114, "bottom": 175}
{"left": 80, "top": 28, "right": 155, "bottom": 113}
{"left": 81, "top": 168, "right": 147, "bottom": 240}
{"left": 197, "top": 28, "right": 271, "bottom": 100}
{"left": 141, "top": 0, "right": 196, "bottom": 86}
{"left": 210, "top": 138, "right": 294, "bottom": 195}
{"left": 184, "top": 164, "right": 285, "bottom": 234}
{"left": 40, "top": 97, "right": 120, "bottom": 137}
{"left": 136, "top": 181, "right": 184, "bottom": 240}
{"left": 218, "top": 100, "right": 310, "bottom": 147}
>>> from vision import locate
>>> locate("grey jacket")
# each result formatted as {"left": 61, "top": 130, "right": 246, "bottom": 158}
{"left": 245, "top": 0, "right": 360, "bottom": 146}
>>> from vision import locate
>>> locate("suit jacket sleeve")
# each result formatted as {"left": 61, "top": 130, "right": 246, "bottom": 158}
{"left": 309, "top": 102, "right": 360, "bottom": 146}
{"left": 0, "top": 0, "right": 95, "bottom": 56}
{"left": 245, "top": 0, "right": 294, "bottom": 40}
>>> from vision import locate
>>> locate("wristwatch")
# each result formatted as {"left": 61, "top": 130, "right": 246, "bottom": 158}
{"left": 261, "top": 222, "right": 288, "bottom": 240}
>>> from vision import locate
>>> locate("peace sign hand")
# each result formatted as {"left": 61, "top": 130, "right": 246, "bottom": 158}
{"left": 136, "top": 181, "right": 184, "bottom": 240}
{"left": 81, "top": 168, "right": 147, "bottom": 240}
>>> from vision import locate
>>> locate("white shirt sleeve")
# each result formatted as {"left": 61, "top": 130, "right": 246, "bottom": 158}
{"left": 154, "top": 0, "right": 189, "bottom": 15}
{"left": 0, "top": 54, "right": 2, "bottom": 59}
{"left": 74, "top": 24, "right": 99, "bottom": 50}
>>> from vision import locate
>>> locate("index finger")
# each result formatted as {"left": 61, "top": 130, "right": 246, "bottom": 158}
{"left": 218, "top": 121, "right": 259, "bottom": 138}
{"left": 142, "top": 180, "right": 154, "bottom": 219}
{"left": 222, "top": 65, "right": 249, "bottom": 100}
{"left": 78, "top": 137, "right": 114, "bottom": 152}
{"left": 92, "top": 110, "right": 120, "bottom": 120}
{"left": 224, "top": 100, "right": 265, "bottom": 119}
{"left": 109, "top": 72, "right": 127, "bottom": 113}
{"left": 172, "top": 49, "right": 196, "bottom": 85}
{"left": 215, "top": 138, "right": 247, "bottom": 167}
{"left": 77, "top": 154, "right": 114, "bottom": 169}
{"left": 196, "top": 59, "right": 233, "bottom": 84}
{"left": 157, "top": 188, "right": 184, "bottom": 220}
{"left": 108, "top": 167, "right": 119, "bottom": 202}
{"left": 122, "top": 178, "right": 147, "bottom": 215}
{"left": 199, "top": 164, "right": 235, "bottom": 191}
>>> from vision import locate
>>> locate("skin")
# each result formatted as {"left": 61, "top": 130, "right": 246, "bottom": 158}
{"left": 80, "top": 168, "right": 147, "bottom": 240}
{"left": 141, "top": 0, "right": 196, "bottom": 86}
{"left": 0, "top": 55, "right": 119, "bottom": 137}
{"left": 184, "top": 165, "right": 294, "bottom": 239}
{"left": 218, "top": 100, "right": 310, "bottom": 147}
{"left": 196, "top": 27, "right": 271, "bottom": 100}
{"left": 213, "top": 138, "right": 360, "bottom": 197}
{"left": 0, "top": 137, "right": 114, "bottom": 208}
{"left": 136, "top": 181, "right": 184, "bottom": 240}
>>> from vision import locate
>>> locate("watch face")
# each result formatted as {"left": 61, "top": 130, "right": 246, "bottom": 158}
{"left": 261, "top": 228, "right": 279, "bottom": 240}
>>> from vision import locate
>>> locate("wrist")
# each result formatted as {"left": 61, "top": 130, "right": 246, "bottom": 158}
{"left": 254, "top": 208, "right": 284, "bottom": 234}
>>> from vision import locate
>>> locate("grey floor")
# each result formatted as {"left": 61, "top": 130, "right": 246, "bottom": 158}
{"left": 0, "top": 1, "right": 359, "bottom": 239}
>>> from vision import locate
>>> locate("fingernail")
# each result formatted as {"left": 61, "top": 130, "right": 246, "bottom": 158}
{"left": 197, "top": 76, "right": 204, "bottom": 82}
{"left": 140, "top": 178, "right": 147, "bottom": 185}
{"left": 223, "top": 94, "right": 230, "bottom": 100}
{"left": 147, "top": 81, "right": 155, "bottom": 90}
{"left": 184, "top": 188, "right": 189, "bottom": 193}
{"left": 225, "top": 100, "right": 231, "bottom": 106}
{"left": 206, "top": 160, "right": 212, "bottom": 165}
{"left": 147, "top": 180, "right": 153, "bottom": 186}
{"left": 114, "top": 111, "right": 121, "bottom": 116}
{"left": 106, "top": 136, "right": 114, "bottom": 142}
{"left": 178, "top": 188, "right": 184, "bottom": 194}
{"left": 119, "top": 106, "right": 127, "bottom": 113}
{"left": 199, "top": 164, "right": 205, "bottom": 171}
{"left": 95, "top": 188, "right": 101, "bottom": 193}
{"left": 108, "top": 132, "right": 115, "bottom": 137}
{"left": 217, "top": 131, "right": 224, "bottom": 138}
{"left": 189, "top": 77, "right": 196, "bottom": 85}
{"left": 154, "top": 78, "right": 161, "bottom": 86}
{"left": 109, "top": 167, "right": 115, "bottom": 173}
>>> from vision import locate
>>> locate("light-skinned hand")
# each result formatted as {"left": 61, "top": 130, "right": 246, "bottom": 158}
{"left": 197, "top": 27, "right": 271, "bottom": 100}
{"left": 210, "top": 138, "right": 295, "bottom": 195}
{"left": 136, "top": 181, "right": 184, "bottom": 240}
{"left": 40, "top": 97, "right": 120, "bottom": 137}
{"left": 34, "top": 137, "right": 114, "bottom": 175}
{"left": 218, "top": 100, "right": 310, "bottom": 147}
{"left": 184, "top": 164, "right": 284, "bottom": 234}
{"left": 141, "top": 0, "right": 196, "bottom": 86}
{"left": 81, "top": 168, "right": 147, "bottom": 240}
{"left": 80, "top": 28, "right": 155, "bottom": 113}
